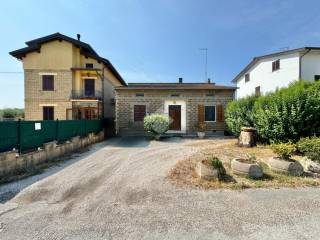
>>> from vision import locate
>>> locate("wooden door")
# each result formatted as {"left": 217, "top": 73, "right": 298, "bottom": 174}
{"left": 169, "top": 105, "right": 181, "bottom": 130}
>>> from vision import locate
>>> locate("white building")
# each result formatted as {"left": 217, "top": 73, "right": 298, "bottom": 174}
{"left": 232, "top": 47, "right": 320, "bottom": 99}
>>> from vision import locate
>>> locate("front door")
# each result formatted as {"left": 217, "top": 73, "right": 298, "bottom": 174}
{"left": 84, "top": 79, "right": 95, "bottom": 97}
{"left": 169, "top": 105, "right": 181, "bottom": 130}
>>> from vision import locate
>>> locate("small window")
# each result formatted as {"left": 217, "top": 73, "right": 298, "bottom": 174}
{"left": 205, "top": 106, "right": 216, "bottom": 122}
{"left": 272, "top": 59, "right": 280, "bottom": 72}
{"left": 43, "top": 106, "right": 54, "bottom": 120}
{"left": 206, "top": 91, "right": 215, "bottom": 97}
{"left": 134, "top": 105, "right": 146, "bottom": 122}
{"left": 86, "top": 63, "right": 94, "bottom": 69}
{"left": 171, "top": 94, "right": 180, "bottom": 97}
{"left": 245, "top": 73, "right": 250, "bottom": 82}
{"left": 42, "top": 75, "right": 54, "bottom": 91}
{"left": 314, "top": 75, "right": 320, "bottom": 81}
{"left": 255, "top": 86, "right": 261, "bottom": 96}
{"left": 136, "top": 93, "right": 144, "bottom": 97}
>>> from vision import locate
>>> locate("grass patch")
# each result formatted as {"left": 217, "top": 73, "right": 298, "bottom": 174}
{"left": 168, "top": 139, "right": 320, "bottom": 190}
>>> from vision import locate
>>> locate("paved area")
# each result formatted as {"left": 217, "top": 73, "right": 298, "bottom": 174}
{"left": 0, "top": 137, "right": 320, "bottom": 239}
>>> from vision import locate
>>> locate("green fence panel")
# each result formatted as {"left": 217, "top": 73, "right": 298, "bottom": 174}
{"left": 57, "top": 120, "right": 86, "bottom": 142}
{"left": 0, "top": 121, "right": 18, "bottom": 152}
{"left": 20, "top": 121, "right": 57, "bottom": 152}
{"left": 85, "top": 120, "right": 102, "bottom": 134}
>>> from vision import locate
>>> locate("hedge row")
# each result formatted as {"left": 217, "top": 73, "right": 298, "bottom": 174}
{"left": 225, "top": 80, "right": 320, "bottom": 143}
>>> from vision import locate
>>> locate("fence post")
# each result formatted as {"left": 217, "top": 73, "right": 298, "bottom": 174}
{"left": 55, "top": 119, "right": 59, "bottom": 141}
{"left": 17, "top": 119, "right": 21, "bottom": 154}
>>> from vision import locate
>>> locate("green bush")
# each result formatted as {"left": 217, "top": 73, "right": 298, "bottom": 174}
{"left": 210, "top": 156, "right": 226, "bottom": 177}
{"left": 225, "top": 80, "right": 320, "bottom": 143}
{"left": 270, "top": 142, "right": 296, "bottom": 160}
{"left": 144, "top": 114, "right": 169, "bottom": 139}
{"left": 297, "top": 137, "right": 320, "bottom": 162}
{"left": 225, "top": 96, "right": 257, "bottom": 137}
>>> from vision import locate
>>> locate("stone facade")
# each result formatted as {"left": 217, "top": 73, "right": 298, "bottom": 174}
{"left": 115, "top": 89, "right": 234, "bottom": 135}
{"left": 24, "top": 70, "right": 73, "bottom": 120}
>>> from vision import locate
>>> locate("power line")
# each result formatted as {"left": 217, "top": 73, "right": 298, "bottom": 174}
{"left": 0, "top": 72, "right": 23, "bottom": 74}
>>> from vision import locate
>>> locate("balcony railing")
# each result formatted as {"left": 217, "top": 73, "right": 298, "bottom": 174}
{"left": 71, "top": 90, "right": 103, "bottom": 100}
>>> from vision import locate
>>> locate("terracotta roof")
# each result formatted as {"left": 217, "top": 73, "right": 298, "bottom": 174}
{"left": 115, "top": 83, "right": 237, "bottom": 90}
{"left": 9, "top": 32, "right": 126, "bottom": 86}
{"left": 232, "top": 47, "right": 320, "bottom": 83}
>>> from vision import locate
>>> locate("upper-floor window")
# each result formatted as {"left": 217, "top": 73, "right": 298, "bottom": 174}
{"left": 255, "top": 86, "right": 261, "bottom": 96}
{"left": 206, "top": 90, "right": 215, "bottom": 97}
{"left": 272, "top": 59, "right": 280, "bottom": 72}
{"left": 42, "top": 75, "right": 54, "bottom": 91}
{"left": 85, "top": 63, "right": 94, "bottom": 69}
{"left": 245, "top": 73, "right": 250, "bottom": 82}
{"left": 314, "top": 75, "right": 320, "bottom": 82}
{"left": 136, "top": 93, "right": 144, "bottom": 97}
{"left": 171, "top": 94, "right": 180, "bottom": 97}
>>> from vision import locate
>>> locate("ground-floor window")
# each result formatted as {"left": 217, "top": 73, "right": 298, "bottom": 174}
{"left": 43, "top": 106, "right": 54, "bottom": 120}
{"left": 314, "top": 75, "right": 320, "bottom": 81}
{"left": 134, "top": 105, "right": 146, "bottom": 122}
{"left": 204, "top": 106, "right": 216, "bottom": 122}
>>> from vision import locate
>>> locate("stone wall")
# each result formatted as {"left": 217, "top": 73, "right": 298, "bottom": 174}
{"left": 24, "top": 70, "right": 73, "bottom": 120}
{"left": 115, "top": 89, "right": 234, "bottom": 134}
{"left": 0, "top": 131, "right": 104, "bottom": 178}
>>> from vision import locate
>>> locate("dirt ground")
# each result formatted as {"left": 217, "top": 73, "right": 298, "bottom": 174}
{"left": 1, "top": 137, "right": 320, "bottom": 240}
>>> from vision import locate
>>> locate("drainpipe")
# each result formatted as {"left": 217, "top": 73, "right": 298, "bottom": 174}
{"left": 299, "top": 49, "right": 311, "bottom": 80}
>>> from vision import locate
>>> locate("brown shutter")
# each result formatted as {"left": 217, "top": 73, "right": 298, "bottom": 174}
{"left": 217, "top": 105, "right": 224, "bottom": 122}
{"left": 198, "top": 104, "right": 205, "bottom": 123}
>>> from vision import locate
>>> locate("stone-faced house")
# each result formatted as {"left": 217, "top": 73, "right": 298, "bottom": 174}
{"left": 10, "top": 33, "right": 126, "bottom": 121}
{"left": 115, "top": 79, "right": 236, "bottom": 135}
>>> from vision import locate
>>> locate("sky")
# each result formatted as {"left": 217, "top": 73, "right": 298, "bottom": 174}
{"left": 1, "top": 0, "right": 320, "bottom": 108}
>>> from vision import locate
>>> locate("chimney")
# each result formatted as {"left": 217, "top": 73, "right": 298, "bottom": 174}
{"left": 77, "top": 34, "right": 81, "bottom": 41}
{"left": 178, "top": 77, "right": 183, "bottom": 83}
{"left": 207, "top": 78, "right": 211, "bottom": 84}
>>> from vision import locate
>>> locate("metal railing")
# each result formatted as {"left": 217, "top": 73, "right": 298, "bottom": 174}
{"left": 71, "top": 90, "right": 103, "bottom": 100}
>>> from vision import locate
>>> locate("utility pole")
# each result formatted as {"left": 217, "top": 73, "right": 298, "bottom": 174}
{"left": 199, "top": 48, "right": 208, "bottom": 81}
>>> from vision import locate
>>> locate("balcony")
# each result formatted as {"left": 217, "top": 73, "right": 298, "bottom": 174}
{"left": 71, "top": 90, "right": 103, "bottom": 100}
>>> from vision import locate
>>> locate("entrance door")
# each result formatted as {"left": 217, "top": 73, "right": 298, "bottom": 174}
{"left": 169, "top": 105, "right": 181, "bottom": 130}
{"left": 84, "top": 79, "right": 95, "bottom": 97}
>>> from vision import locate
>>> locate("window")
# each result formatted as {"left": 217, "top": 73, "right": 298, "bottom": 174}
{"left": 42, "top": 75, "right": 54, "bottom": 91}
{"left": 272, "top": 59, "right": 280, "bottom": 72}
{"left": 171, "top": 94, "right": 180, "bottom": 97}
{"left": 206, "top": 91, "right": 215, "bottom": 97}
{"left": 86, "top": 63, "right": 93, "bottom": 69}
{"left": 245, "top": 73, "right": 250, "bottom": 82}
{"left": 136, "top": 93, "right": 144, "bottom": 97}
{"left": 255, "top": 86, "right": 261, "bottom": 96}
{"left": 43, "top": 106, "right": 54, "bottom": 120}
{"left": 204, "top": 106, "right": 216, "bottom": 122}
{"left": 314, "top": 75, "right": 320, "bottom": 81}
{"left": 134, "top": 105, "right": 146, "bottom": 122}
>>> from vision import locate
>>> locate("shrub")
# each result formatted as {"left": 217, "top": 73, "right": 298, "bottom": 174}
{"left": 297, "top": 137, "right": 320, "bottom": 162}
{"left": 225, "top": 96, "right": 257, "bottom": 137}
{"left": 210, "top": 156, "right": 226, "bottom": 176}
{"left": 144, "top": 114, "right": 169, "bottom": 139}
{"left": 253, "top": 81, "right": 320, "bottom": 143}
{"left": 226, "top": 80, "right": 320, "bottom": 143}
{"left": 270, "top": 142, "right": 296, "bottom": 160}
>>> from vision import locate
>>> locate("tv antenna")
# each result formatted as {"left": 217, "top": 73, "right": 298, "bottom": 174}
{"left": 199, "top": 48, "right": 208, "bottom": 81}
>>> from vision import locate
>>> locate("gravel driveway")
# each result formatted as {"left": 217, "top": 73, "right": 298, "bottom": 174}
{"left": 1, "top": 137, "right": 320, "bottom": 239}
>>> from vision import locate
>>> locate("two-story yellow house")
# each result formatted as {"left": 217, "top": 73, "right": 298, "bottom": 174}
{"left": 10, "top": 33, "right": 126, "bottom": 120}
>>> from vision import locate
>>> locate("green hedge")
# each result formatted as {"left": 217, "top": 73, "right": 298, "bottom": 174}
{"left": 226, "top": 80, "right": 320, "bottom": 143}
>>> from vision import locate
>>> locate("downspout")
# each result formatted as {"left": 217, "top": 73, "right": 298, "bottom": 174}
{"left": 95, "top": 68, "right": 104, "bottom": 119}
{"left": 299, "top": 49, "right": 311, "bottom": 80}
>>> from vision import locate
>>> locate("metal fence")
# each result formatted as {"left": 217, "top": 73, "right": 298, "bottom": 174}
{"left": 0, "top": 119, "right": 102, "bottom": 153}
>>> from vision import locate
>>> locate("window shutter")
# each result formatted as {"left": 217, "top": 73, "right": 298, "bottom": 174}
{"left": 217, "top": 105, "right": 224, "bottom": 122}
{"left": 198, "top": 104, "right": 205, "bottom": 123}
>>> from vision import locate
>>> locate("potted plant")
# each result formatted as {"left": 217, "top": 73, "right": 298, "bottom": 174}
{"left": 196, "top": 122, "right": 206, "bottom": 139}
{"left": 196, "top": 156, "right": 226, "bottom": 180}
{"left": 268, "top": 142, "right": 304, "bottom": 176}
{"left": 231, "top": 154, "right": 263, "bottom": 179}
{"left": 144, "top": 114, "right": 169, "bottom": 140}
